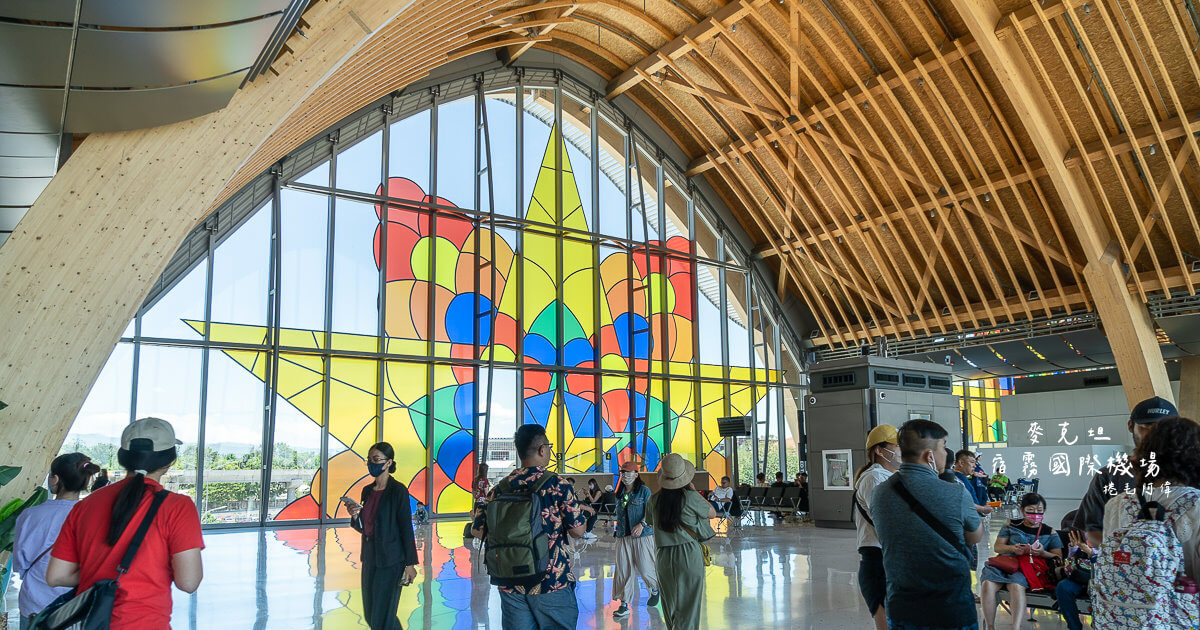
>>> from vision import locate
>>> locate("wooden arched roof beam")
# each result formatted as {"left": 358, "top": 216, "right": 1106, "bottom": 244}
{"left": 1073, "top": 0, "right": 1200, "bottom": 291}
{"left": 737, "top": 1, "right": 963, "bottom": 334}
{"left": 684, "top": 20, "right": 928, "bottom": 337}
{"left": 216, "top": 0, "right": 511, "bottom": 202}
{"left": 658, "top": 45, "right": 910, "bottom": 333}
{"left": 882, "top": 0, "right": 1061, "bottom": 322}
{"left": 783, "top": 1, "right": 996, "bottom": 328}
{"left": 632, "top": 65, "right": 864, "bottom": 346}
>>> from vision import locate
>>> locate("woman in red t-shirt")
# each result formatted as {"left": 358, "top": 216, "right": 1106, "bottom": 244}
{"left": 47, "top": 417, "right": 204, "bottom": 630}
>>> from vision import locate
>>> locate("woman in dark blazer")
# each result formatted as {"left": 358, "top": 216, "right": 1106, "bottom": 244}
{"left": 345, "top": 442, "right": 419, "bottom": 630}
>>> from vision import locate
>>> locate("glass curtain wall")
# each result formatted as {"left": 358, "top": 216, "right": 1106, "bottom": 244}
{"left": 62, "top": 68, "right": 806, "bottom": 526}
{"left": 957, "top": 377, "right": 1013, "bottom": 444}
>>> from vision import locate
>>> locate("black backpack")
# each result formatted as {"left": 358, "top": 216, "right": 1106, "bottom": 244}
{"left": 484, "top": 473, "right": 556, "bottom": 587}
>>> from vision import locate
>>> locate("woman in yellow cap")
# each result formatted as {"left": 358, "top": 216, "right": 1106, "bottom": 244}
{"left": 646, "top": 453, "right": 715, "bottom": 629}
{"left": 853, "top": 424, "right": 901, "bottom": 630}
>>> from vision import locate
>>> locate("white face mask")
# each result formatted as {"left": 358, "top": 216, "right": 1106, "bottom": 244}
{"left": 879, "top": 447, "right": 897, "bottom": 464}
{"left": 621, "top": 472, "right": 637, "bottom": 484}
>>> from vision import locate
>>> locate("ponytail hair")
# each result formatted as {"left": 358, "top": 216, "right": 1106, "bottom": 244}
{"left": 49, "top": 453, "right": 101, "bottom": 493}
{"left": 109, "top": 445, "right": 176, "bottom": 545}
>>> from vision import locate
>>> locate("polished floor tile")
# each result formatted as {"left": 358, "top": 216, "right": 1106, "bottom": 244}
{"left": 7, "top": 514, "right": 1088, "bottom": 629}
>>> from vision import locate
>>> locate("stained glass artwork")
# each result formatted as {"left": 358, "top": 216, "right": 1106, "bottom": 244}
{"left": 71, "top": 76, "right": 803, "bottom": 529}
{"left": 184, "top": 127, "right": 775, "bottom": 518}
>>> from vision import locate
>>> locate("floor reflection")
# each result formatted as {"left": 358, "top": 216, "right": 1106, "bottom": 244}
{"left": 167, "top": 517, "right": 1080, "bottom": 629}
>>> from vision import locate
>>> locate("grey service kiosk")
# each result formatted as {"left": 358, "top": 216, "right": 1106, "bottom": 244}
{"left": 806, "top": 356, "right": 961, "bottom": 529}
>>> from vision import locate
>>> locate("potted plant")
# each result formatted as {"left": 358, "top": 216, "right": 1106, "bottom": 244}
{"left": 0, "top": 399, "right": 50, "bottom": 629}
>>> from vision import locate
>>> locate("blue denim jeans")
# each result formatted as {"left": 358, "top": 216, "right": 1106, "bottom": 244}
{"left": 1055, "top": 578, "right": 1087, "bottom": 630}
{"left": 499, "top": 584, "right": 578, "bottom": 629}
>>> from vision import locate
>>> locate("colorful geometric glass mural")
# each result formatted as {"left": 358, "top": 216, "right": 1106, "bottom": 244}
{"left": 65, "top": 73, "right": 801, "bottom": 525}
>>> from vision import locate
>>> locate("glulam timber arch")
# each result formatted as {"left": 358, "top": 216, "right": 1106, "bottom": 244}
{"left": 3, "top": 0, "right": 1200, "bottom": 495}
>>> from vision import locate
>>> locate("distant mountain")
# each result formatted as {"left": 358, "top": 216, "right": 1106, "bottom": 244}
{"left": 64, "top": 434, "right": 317, "bottom": 457}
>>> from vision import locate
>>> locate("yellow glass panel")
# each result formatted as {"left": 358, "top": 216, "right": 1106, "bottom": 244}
{"left": 382, "top": 361, "right": 427, "bottom": 497}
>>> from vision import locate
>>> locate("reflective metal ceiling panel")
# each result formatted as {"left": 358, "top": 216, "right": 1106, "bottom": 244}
{"left": 0, "top": 132, "right": 60, "bottom": 158}
{"left": 0, "top": 156, "right": 56, "bottom": 177}
{"left": 956, "top": 346, "right": 1007, "bottom": 370}
{"left": 1158, "top": 314, "right": 1200, "bottom": 354}
{"left": 64, "top": 71, "right": 246, "bottom": 132}
{"left": 1, "top": 206, "right": 27, "bottom": 231}
{"left": 988, "top": 340, "right": 1057, "bottom": 374}
{"left": 1060, "top": 328, "right": 1115, "bottom": 365}
{"left": 0, "top": 0, "right": 291, "bottom": 28}
{"left": 0, "top": 87, "right": 65, "bottom": 133}
{"left": 1025, "top": 334, "right": 1105, "bottom": 369}
{"left": 0, "top": 176, "right": 52, "bottom": 206}
{"left": 0, "top": 23, "right": 72, "bottom": 86}
{"left": 72, "top": 16, "right": 279, "bottom": 88}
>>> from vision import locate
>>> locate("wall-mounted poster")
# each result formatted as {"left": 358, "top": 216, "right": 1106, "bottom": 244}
{"left": 822, "top": 449, "right": 852, "bottom": 491}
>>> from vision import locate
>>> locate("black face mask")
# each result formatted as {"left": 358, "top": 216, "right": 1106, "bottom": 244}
{"left": 368, "top": 462, "right": 387, "bottom": 478}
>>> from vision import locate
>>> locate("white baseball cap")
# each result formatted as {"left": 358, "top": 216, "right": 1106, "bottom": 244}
{"left": 121, "top": 417, "right": 182, "bottom": 452}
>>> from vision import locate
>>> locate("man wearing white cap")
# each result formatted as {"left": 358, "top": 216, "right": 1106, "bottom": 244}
{"left": 853, "top": 424, "right": 900, "bottom": 630}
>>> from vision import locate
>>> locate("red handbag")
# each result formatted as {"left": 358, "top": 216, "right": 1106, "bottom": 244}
{"left": 986, "top": 554, "right": 1020, "bottom": 573}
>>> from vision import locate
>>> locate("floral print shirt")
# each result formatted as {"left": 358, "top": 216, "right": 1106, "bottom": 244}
{"left": 472, "top": 467, "right": 585, "bottom": 594}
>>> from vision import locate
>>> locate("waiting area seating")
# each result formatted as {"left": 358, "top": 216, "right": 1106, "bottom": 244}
{"left": 732, "top": 486, "right": 808, "bottom": 523}
{"left": 996, "top": 587, "right": 1091, "bottom": 617}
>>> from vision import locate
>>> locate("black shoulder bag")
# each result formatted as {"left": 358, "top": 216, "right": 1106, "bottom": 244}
{"left": 32, "top": 490, "right": 170, "bottom": 630}
{"left": 851, "top": 489, "right": 873, "bottom": 526}
{"left": 891, "top": 477, "right": 973, "bottom": 562}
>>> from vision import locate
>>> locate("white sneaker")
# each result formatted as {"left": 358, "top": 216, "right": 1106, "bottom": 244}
{"left": 583, "top": 531, "right": 598, "bottom": 540}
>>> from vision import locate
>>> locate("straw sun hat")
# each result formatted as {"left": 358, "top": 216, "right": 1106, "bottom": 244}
{"left": 658, "top": 452, "right": 696, "bottom": 490}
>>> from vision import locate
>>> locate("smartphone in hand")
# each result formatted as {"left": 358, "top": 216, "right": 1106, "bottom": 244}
{"left": 340, "top": 496, "right": 361, "bottom": 509}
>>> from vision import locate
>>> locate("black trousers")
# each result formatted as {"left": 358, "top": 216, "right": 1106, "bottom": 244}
{"left": 362, "top": 558, "right": 406, "bottom": 630}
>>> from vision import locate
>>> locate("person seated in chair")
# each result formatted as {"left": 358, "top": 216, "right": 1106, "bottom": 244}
{"left": 1054, "top": 528, "right": 1096, "bottom": 630}
{"left": 708, "top": 476, "right": 742, "bottom": 519}
{"left": 598, "top": 485, "right": 617, "bottom": 516}
{"left": 987, "top": 472, "right": 1010, "bottom": 502}
{"left": 794, "top": 472, "right": 810, "bottom": 512}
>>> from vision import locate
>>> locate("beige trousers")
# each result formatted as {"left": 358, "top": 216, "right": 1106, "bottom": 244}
{"left": 613, "top": 535, "right": 660, "bottom": 602}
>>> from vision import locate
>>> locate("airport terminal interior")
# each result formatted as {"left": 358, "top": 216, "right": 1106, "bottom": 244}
{"left": 2, "top": 0, "right": 1200, "bottom": 628}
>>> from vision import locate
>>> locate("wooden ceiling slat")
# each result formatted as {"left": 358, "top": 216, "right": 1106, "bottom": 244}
{"left": 798, "top": 4, "right": 1001, "bottom": 327}
{"left": 781, "top": 1, "right": 959, "bottom": 334}
{"left": 695, "top": 16, "right": 921, "bottom": 336}
{"left": 661, "top": 50, "right": 895, "bottom": 333}
{"left": 1075, "top": 0, "right": 1196, "bottom": 295}
{"left": 957, "top": 50, "right": 1083, "bottom": 316}
{"left": 1103, "top": 0, "right": 1200, "bottom": 288}
{"left": 1012, "top": 7, "right": 1156, "bottom": 302}
{"left": 884, "top": 0, "right": 1042, "bottom": 323}
{"left": 632, "top": 63, "right": 861, "bottom": 346}
{"left": 606, "top": 0, "right": 769, "bottom": 99}
{"left": 1064, "top": 111, "right": 1200, "bottom": 167}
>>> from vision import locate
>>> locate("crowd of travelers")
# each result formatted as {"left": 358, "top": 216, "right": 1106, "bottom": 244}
{"left": 853, "top": 395, "right": 1200, "bottom": 630}
{"left": 11, "top": 392, "right": 1200, "bottom": 630}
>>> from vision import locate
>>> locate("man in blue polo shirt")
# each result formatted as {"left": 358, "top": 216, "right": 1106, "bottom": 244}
{"left": 873, "top": 420, "right": 983, "bottom": 630}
